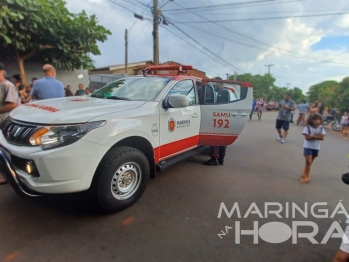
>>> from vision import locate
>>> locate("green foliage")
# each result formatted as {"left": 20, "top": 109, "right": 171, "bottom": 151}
{"left": 0, "top": 0, "right": 111, "bottom": 72}
{"left": 305, "top": 78, "right": 349, "bottom": 113}
{"left": 307, "top": 80, "right": 339, "bottom": 105}
{"left": 231, "top": 73, "right": 306, "bottom": 103}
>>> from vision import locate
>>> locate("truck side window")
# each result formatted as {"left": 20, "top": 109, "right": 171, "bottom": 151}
{"left": 204, "top": 82, "right": 241, "bottom": 104}
{"left": 168, "top": 80, "right": 196, "bottom": 105}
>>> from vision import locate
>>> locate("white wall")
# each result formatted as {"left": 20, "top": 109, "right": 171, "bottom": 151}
{"left": 1, "top": 59, "right": 90, "bottom": 94}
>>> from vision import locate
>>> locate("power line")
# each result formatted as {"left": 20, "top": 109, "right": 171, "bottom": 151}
{"left": 178, "top": 9, "right": 349, "bottom": 16}
{"left": 169, "top": 23, "right": 245, "bottom": 73}
{"left": 166, "top": 16, "right": 349, "bottom": 66}
{"left": 163, "top": 0, "right": 305, "bottom": 12}
{"left": 108, "top": 0, "right": 151, "bottom": 17}
{"left": 129, "top": 0, "right": 152, "bottom": 31}
{"left": 161, "top": 25, "right": 244, "bottom": 73}
{"left": 163, "top": 2, "right": 349, "bottom": 66}
{"left": 174, "top": 12, "right": 349, "bottom": 23}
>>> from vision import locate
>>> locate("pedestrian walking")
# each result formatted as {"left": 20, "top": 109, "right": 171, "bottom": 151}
{"left": 340, "top": 111, "right": 349, "bottom": 136}
{"left": 297, "top": 100, "right": 309, "bottom": 126}
{"left": 23, "top": 64, "right": 64, "bottom": 102}
{"left": 256, "top": 97, "right": 265, "bottom": 121}
{"left": 250, "top": 97, "right": 257, "bottom": 120}
{"left": 276, "top": 92, "right": 296, "bottom": 143}
{"left": 300, "top": 113, "right": 326, "bottom": 184}
{"left": 0, "top": 62, "right": 19, "bottom": 184}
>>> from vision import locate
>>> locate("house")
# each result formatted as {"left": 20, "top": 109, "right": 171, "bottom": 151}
{"left": 88, "top": 60, "right": 206, "bottom": 79}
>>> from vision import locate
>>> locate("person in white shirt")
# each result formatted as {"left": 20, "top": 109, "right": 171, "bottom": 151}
{"left": 300, "top": 113, "right": 326, "bottom": 184}
{"left": 0, "top": 62, "right": 19, "bottom": 185}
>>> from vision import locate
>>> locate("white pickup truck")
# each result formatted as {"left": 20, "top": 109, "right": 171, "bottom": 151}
{"left": 0, "top": 65, "right": 252, "bottom": 213}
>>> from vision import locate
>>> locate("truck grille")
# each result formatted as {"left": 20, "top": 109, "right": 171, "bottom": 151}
{"left": 1, "top": 118, "right": 39, "bottom": 146}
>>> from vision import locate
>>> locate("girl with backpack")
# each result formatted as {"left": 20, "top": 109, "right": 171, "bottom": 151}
{"left": 300, "top": 113, "right": 326, "bottom": 184}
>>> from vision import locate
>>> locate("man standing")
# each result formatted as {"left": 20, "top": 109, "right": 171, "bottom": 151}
{"left": 0, "top": 62, "right": 19, "bottom": 184}
{"left": 250, "top": 97, "right": 256, "bottom": 120}
{"left": 204, "top": 82, "right": 230, "bottom": 166}
{"left": 276, "top": 92, "right": 296, "bottom": 143}
{"left": 24, "top": 64, "right": 64, "bottom": 101}
{"left": 318, "top": 102, "right": 324, "bottom": 116}
{"left": 75, "top": 84, "right": 86, "bottom": 96}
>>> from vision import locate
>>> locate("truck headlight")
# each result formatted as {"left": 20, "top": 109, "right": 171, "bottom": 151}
{"left": 29, "top": 121, "right": 106, "bottom": 150}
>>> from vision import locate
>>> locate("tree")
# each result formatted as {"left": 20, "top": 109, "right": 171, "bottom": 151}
{"left": 307, "top": 80, "right": 339, "bottom": 104}
{"left": 334, "top": 77, "right": 349, "bottom": 113}
{"left": 0, "top": 0, "right": 111, "bottom": 83}
{"left": 289, "top": 87, "right": 306, "bottom": 103}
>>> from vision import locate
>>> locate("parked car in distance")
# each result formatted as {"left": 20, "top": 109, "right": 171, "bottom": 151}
{"left": 265, "top": 101, "right": 279, "bottom": 111}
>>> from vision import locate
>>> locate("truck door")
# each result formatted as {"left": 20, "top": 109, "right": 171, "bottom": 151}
{"left": 198, "top": 79, "right": 253, "bottom": 146}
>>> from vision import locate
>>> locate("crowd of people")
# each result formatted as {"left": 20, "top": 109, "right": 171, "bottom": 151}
{"left": 0, "top": 62, "right": 90, "bottom": 184}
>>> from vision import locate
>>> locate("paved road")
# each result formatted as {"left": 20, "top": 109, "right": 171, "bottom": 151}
{"left": 0, "top": 112, "right": 348, "bottom": 262}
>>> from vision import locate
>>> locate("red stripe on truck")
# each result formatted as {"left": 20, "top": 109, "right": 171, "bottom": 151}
{"left": 153, "top": 134, "right": 238, "bottom": 163}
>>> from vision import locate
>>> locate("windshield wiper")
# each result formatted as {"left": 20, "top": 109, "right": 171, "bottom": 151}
{"left": 91, "top": 94, "right": 103, "bottom": 98}
{"left": 106, "top": 96, "right": 131, "bottom": 101}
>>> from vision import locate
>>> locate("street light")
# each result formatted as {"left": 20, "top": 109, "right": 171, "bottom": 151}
{"left": 134, "top": 14, "right": 151, "bottom": 21}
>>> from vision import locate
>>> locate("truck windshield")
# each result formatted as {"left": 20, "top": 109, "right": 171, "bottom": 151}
{"left": 92, "top": 77, "right": 171, "bottom": 101}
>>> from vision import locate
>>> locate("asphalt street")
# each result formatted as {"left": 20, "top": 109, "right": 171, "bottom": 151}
{"left": 0, "top": 111, "right": 348, "bottom": 262}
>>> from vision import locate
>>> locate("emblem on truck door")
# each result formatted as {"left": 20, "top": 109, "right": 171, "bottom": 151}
{"left": 168, "top": 118, "right": 175, "bottom": 132}
{"left": 151, "top": 124, "right": 158, "bottom": 137}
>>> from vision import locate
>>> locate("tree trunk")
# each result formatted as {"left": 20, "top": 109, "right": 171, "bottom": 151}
{"left": 17, "top": 58, "right": 27, "bottom": 85}
{"left": 14, "top": 44, "right": 27, "bottom": 86}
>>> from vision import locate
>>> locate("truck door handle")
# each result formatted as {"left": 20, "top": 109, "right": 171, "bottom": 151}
{"left": 232, "top": 112, "right": 247, "bottom": 117}
{"left": 192, "top": 113, "right": 199, "bottom": 118}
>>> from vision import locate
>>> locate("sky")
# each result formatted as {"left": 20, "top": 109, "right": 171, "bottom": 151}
{"left": 66, "top": 0, "right": 349, "bottom": 93}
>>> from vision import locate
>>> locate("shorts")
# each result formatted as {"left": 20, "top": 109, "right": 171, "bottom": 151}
{"left": 275, "top": 119, "right": 290, "bottom": 131}
{"left": 303, "top": 148, "right": 319, "bottom": 157}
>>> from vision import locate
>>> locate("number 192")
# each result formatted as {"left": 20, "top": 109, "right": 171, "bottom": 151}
{"left": 213, "top": 119, "right": 229, "bottom": 128}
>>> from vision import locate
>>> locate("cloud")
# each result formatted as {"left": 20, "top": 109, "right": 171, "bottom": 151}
{"left": 335, "top": 14, "right": 349, "bottom": 28}
{"left": 65, "top": 0, "right": 349, "bottom": 93}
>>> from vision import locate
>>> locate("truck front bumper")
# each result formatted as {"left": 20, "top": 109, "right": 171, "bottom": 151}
{"left": 0, "top": 135, "right": 109, "bottom": 195}
{"left": 0, "top": 148, "right": 41, "bottom": 197}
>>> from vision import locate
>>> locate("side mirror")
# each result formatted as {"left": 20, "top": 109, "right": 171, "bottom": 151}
{"left": 167, "top": 95, "right": 189, "bottom": 108}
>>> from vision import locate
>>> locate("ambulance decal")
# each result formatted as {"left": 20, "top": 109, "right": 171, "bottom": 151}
{"left": 168, "top": 117, "right": 176, "bottom": 132}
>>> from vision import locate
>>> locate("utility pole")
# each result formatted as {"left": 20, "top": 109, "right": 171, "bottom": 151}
{"left": 226, "top": 73, "right": 229, "bottom": 80}
{"left": 134, "top": 1, "right": 173, "bottom": 66}
{"left": 125, "top": 29, "right": 128, "bottom": 74}
{"left": 265, "top": 64, "right": 275, "bottom": 74}
{"left": 153, "top": 0, "right": 159, "bottom": 65}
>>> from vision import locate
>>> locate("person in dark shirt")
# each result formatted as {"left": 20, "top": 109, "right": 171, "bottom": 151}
{"left": 318, "top": 102, "right": 324, "bottom": 115}
{"left": 65, "top": 85, "right": 74, "bottom": 96}
{"left": 204, "top": 82, "right": 230, "bottom": 166}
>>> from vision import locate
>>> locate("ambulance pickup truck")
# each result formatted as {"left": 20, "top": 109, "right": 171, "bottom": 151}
{"left": 0, "top": 65, "right": 252, "bottom": 213}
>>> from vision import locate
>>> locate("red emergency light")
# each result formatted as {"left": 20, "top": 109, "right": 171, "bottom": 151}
{"left": 143, "top": 64, "right": 194, "bottom": 76}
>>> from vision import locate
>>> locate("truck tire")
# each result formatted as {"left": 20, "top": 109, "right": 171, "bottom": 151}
{"left": 90, "top": 146, "right": 150, "bottom": 213}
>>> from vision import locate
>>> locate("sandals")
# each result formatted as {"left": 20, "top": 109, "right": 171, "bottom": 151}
{"left": 300, "top": 179, "right": 310, "bottom": 184}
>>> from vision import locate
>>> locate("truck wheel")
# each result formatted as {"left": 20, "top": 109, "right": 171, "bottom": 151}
{"left": 90, "top": 146, "right": 150, "bottom": 213}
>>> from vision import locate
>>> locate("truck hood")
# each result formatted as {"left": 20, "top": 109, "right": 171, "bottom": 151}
{"left": 10, "top": 97, "right": 146, "bottom": 124}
